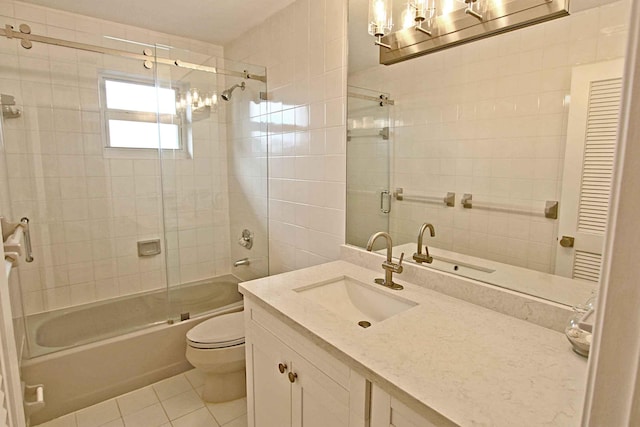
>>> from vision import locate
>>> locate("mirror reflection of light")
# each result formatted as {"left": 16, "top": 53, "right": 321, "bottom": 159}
{"left": 491, "top": 0, "right": 505, "bottom": 16}
{"left": 402, "top": 7, "right": 414, "bottom": 30}
{"left": 442, "top": 0, "right": 455, "bottom": 15}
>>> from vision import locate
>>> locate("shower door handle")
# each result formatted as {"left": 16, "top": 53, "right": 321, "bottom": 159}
{"left": 380, "top": 190, "right": 391, "bottom": 214}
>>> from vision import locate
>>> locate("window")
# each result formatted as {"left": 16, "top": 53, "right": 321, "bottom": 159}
{"left": 101, "top": 76, "right": 185, "bottom": 152}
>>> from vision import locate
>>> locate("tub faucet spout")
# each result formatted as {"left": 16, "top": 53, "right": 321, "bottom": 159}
{"left": 366, "top": 231, "right": 404, "bottom": 290}
{"left": 413, "top": 223, "right": 435, "bottom": 264}
{"left": 233, "top": 258, "right": 250, "bottom": 267}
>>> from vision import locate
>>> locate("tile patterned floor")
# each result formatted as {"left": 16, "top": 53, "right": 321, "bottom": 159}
{"left": 36, "top": 370, "right": 248, "bottom": 427}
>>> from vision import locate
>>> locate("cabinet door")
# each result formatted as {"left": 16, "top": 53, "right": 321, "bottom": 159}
{"left": 291, "top": 354, "right": 350, "bottom": 427}
{"left": 247, "top": 322, "right": 293, "bottom": 427}
{"left": 370, "top": 384, "right": 456, "bottom": 427}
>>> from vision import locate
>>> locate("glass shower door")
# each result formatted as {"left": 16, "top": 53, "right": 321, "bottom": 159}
{"left": 0, "top": 38, "right": 174, "bottom": 357}
{"left": 346, "top": 86, "right": 392, "bottom": 250}
{"left": 154, "top": 49, "right": 268, "bottom": 322}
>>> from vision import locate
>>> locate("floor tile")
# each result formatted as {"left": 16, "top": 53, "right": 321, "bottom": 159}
{"left": 99, "top": 420, "right": 124, "bottom": 427}
{"left": 122, "top": 403, "right": 169, "bottom": 427}
{"left": 172, "top": 407, "right": 220, "bottom": 427}
{"left": 116, "top": 386, "right": 159, "bottom": 416}
{"left": 161, "top": 389, "right": 205, "bottom": 420}
{"left": 184, "top": 369, "right": 206, "bottom": 389}
{"left": 153, "top": 374, "right": 193, "bottom": 401}
{"left": 75, "top": 399, "right": 121, "bottom": 427}
{"left": 206, "top": 398, "right": 247, "bottom": 426}
{"left": 222, "top": 414, "right": 247, "bottom": 427}
{"left": 34, "top": 370, "right": 247, "bottom": 427}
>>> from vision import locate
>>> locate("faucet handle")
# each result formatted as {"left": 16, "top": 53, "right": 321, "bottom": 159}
{"left": 392, "top": 252, "right": 404, "bottom": 274}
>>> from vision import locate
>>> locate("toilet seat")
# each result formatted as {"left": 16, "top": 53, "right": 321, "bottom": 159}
{"left": 187, "top": 312, "right": 245, "bottom": 349}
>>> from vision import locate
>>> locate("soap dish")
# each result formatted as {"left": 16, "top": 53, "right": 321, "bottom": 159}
{"left": 565, "top": 327, "right": 592, "bottom": 357}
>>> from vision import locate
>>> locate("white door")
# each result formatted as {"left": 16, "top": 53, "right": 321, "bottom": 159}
{"left": 555, "top": 59, "right": 624, "bottom": 281}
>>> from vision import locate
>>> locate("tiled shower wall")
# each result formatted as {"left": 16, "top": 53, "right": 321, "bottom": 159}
{"left": 0, "top": 0, "right": 233, "bottom": 314}
{"left": 223, "top": 67, "right": 269, "bottom": 282}
{"left": 225, "top": 0, "right": 348, "bottom": 274}
{"left": 349, "top": 1, "right": 629, "bottom": 273}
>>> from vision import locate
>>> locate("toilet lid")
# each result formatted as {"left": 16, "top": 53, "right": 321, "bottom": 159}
{"left": 186, "top": 312, "right": 245, "bottom": 349}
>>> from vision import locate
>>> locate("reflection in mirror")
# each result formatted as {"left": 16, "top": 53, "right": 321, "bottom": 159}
{"left": 346, "top": 0, "right": 630, "bottom": 306}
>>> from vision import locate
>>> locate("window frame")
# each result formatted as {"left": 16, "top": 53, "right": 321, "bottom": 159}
{"left": 99, "top": 72, "right": 192, "bottom": 159}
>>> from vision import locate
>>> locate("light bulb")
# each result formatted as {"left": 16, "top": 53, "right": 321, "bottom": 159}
{"left": 368, "top": 0, "right": 393, "bottom": 37}
{"left": 402, "top": 6, "right": 414, "bottom": 29}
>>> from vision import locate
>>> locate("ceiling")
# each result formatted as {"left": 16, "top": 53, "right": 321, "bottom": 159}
{"left": 17, "top": 0, "right": 297, "bottom": 45}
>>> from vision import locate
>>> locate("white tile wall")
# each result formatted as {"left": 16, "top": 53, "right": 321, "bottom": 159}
{"left": 349, "top": 1, "right": 629, "bottom": 273}
{"left": 225, "top": 0, "right": 348, "bottom": 274}
{"left": 0, "top": 0, "right": 235, "bottom": 314}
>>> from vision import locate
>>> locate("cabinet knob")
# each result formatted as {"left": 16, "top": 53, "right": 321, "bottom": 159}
{"left": 278, "top": 363, "right": 287, "bottom": 374}
{"left": 288, "top": 371, "right": 298, "bottom": 383}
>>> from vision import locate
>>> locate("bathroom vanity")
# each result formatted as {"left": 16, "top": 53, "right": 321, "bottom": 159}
{"left": 239, "top": 258, "right": 587, "bottom": 427}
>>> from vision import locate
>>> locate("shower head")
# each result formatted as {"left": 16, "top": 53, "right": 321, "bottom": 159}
{"left": 221, "top": 82, "right": 246, "bottom": 101}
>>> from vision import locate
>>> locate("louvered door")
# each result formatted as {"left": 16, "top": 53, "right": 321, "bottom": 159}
{"left": 555, "top": 59, "right": 624, "bottom": 282}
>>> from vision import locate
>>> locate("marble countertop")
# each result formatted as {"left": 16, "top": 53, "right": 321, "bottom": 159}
{"left": 239, "top": 260, "right": 587, "bottom": 427}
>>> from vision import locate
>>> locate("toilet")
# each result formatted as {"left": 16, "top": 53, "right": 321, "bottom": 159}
{"left": 185, "top": 311, "right": 246, "bottom": 403}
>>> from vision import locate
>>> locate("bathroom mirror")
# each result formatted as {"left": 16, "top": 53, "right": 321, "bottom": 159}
{"left": 346, "top": 0, "right": 629, "bottom": 306}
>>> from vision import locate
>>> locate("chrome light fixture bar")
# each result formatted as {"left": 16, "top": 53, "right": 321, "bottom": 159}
{"left": 379, "top": 0, "right": 569, "bottom": 65}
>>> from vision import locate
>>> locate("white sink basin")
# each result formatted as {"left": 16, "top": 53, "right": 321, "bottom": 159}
{"left": 294, "top": 276, "right": 418, "bottom": 326}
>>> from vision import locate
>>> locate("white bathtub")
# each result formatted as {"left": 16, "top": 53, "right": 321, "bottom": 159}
{"left": 22, "top": 277, "right": 244, "bottom": 425}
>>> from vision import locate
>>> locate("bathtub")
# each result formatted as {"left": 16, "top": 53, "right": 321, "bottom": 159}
{"left": 21, "top": 276, "right": 244, "bottom": 425}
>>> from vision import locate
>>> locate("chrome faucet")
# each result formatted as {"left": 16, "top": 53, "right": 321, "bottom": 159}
{"left": 366, "top": 231, "right": 404, "bottom": 290}
{"left": 413, "top": 223, "right": 435, "bottom": 264}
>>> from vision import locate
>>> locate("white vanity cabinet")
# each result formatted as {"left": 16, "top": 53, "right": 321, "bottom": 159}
{"left": 370, "top": 384, "right": 457, "bottom": 427}
{"left": 244, "top": 300, "right": 369, "bottom": 427}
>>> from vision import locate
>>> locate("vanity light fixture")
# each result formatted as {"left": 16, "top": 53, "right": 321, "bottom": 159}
{"left": 377, "top": 0, "right": 569, "bottom": 65}
{"left": 368, "top": 0, "right": 394, "bottom": 49}
{"left": 403, "top": 0, "right": 437, "bottom": 36}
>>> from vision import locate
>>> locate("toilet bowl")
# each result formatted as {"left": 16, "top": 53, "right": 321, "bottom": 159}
{"left": 185, "top": 311, "right": 246, "bottom": 403}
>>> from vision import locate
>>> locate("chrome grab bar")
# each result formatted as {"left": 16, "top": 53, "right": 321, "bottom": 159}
{"left": 460, "top": 194, "right": 559, "bottom": 219}
{"left": 20, "top": 217, "right": 34, "bottom": 262}
{"left": 394, "top": 188, "right": 455, "bottom": 207}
